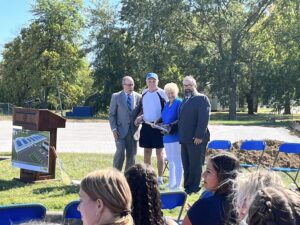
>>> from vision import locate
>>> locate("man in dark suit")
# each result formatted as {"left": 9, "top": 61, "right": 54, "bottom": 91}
{"left": 178, "top": 75, "right": 211, "bottom": 194}
{"left": 109, "top": 76, "right": 142, "bottom": 171}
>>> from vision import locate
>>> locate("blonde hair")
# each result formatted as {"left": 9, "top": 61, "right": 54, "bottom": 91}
{"left": 80, "top": 169, "right": 133, "bottom": 225}
{"left": 164, "top": 82, "right": 179, "bottom": 95}
{"left": 235, "top": 169, "right": 283, "bottom": 218}
{"left": 248, "top": 186, "right": 300, "bottom": 225}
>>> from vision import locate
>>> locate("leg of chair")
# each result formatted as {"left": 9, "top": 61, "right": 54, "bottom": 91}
{"left": 162, "top": 159, "right": 169, "bottom": 177}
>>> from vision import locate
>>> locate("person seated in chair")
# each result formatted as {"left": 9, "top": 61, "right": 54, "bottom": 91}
{"left": 247, "top": 186, "right": 300, "bottom": 225}
{"left": 183, "top": 152, "right": 239, "bottom": 225}
{"left": 125, "top": 163, "right": 178, "bottom": 225}
{"left": 78, "top": 169, "right": 133, "bottom": 225}
{"left": 234, "top": 169, "right": 283, "bottom": 224}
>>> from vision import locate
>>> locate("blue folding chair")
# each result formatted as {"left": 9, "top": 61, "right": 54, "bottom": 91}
{"left": 271, "top": 143, "right": 300, "bottom": 189}
{"left": 160, "top": 191, "right": 187, "bottom": 223}
{"left": 63, "top": 200, "right": 81, "bottom": 224}
{"left": 207, "top": 140, "right": 232, "bottom": 151}
{"left": 0, "top": 203, "right": 46, "bottom": 225}
{"left": 239, "top": 140, "right": 266, "bottom": 169}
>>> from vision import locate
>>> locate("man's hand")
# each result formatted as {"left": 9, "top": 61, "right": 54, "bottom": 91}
{"left": 134, "top": 115, "right": 143, "bottom": 126}
{"left": 113, "top": 130, "right": 120, "bottom": 141}
{"left": 193, "top": 138, "right": 202, "bottom": 145}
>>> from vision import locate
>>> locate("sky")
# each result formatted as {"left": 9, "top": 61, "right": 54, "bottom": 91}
{"left": 0, "top": 0, "right": 120, "bottom": 58}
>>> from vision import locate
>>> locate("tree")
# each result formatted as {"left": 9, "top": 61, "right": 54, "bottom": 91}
{"left": 188, "top": 0, "right": 274, "bottom": 119}
{"left": 120, "top": 0, "right": 189, "bottom": 87}
{"left": 1, "top": 0, "right": 92, "bottom": 109}
{"left": 256, "top": 0, "right": 300, "bottom": 114}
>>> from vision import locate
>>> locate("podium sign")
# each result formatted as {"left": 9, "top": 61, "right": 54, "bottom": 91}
{"left": 13, "top": 107, "right": 66, "bottom": 182}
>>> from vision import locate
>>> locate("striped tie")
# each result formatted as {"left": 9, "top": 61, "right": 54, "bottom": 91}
{"left": 127, "top": 94, "right": 132, "bottom": 111}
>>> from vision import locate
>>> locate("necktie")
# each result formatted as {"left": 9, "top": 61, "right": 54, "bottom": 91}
{"left": 127, "top": 94, "right": 132, "bottom": 111}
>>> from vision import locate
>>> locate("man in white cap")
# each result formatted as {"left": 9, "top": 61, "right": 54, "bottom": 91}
{"left": 135, "top": 72, "right": 168, "bottom": 185}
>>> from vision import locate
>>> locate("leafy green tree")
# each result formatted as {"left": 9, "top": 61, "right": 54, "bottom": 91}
{"left": 1, "top": 0, "right": 92, "bottom": 109}
{"left": 120, "top": 0, "right": 189, "bottom": 86}
{"left": 187, "top": 0, "right": 274, "bottom": 119}
{"left": 85, "top": 0, "right": 135, "bottom": 113}
{"left": 255, "top": 0, "right": 300, "bottom": 114}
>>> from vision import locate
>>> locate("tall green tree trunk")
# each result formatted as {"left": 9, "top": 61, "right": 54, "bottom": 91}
{"left": 246, "top": 93, "right": 254, "bottom": 114}
{"left": 229, "top": 84, "right": 237, "bottom": 120}
{"left": 228, "top": 36, "right": 238, "bottom": 120}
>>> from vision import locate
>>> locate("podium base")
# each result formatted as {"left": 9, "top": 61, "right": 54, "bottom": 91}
{"left": 16, "top": 169, "right": 56, "bottom": 183}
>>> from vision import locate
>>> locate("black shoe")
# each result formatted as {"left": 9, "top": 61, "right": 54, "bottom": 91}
{"left": 192, "top": 187, "right": 201, "bottom": 193}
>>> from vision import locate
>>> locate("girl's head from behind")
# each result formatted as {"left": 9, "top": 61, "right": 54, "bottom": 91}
{"left": 235, "top": 169, "right": 283, "bottom": 220}
{"left": 247, "top": 186, "right": 300, "bottom": 225}
{"left": 203, "top": 152, "right": 239, "bottom": 193}
{"left": 79, "top": 169, "right": 133, "bottom": 225}
{"left": 125, "top": 163, "right": 164, "bottom": 225}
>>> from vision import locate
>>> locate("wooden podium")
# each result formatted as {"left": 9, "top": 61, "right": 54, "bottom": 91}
{"left": 13, "top": 107, "right": 66, "bottom": 182}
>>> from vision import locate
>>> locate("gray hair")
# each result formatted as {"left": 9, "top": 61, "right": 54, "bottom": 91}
{"left": 122, "top": 76, "right": 134, "bottom": 85}
{"left": 234, "top": 169, "right": 283, "bottom": 219}
{"left": 183, "top": 75, "right": 197, "bottom": 88}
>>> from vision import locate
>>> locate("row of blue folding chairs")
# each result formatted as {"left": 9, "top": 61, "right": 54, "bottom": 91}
{"left": 207, "top": 140, "right": 300, "bottom": 189}
{"left": 0, "top": 191, "right": 187, "bottom": 224}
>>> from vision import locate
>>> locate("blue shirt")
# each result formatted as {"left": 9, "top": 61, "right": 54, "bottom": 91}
{"left": 161, "top": 98, "right": 181, "bottom": 143}
{"left": 188, "top": 194, "right": 226, "bottom": 225}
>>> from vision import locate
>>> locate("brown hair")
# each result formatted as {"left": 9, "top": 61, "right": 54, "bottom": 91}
{"left": 247, "top": 186, "right": 300, "bottom": 225}
{"left": 208, "top": 152, "right": 240, "bottom": 225}
{"left": 209, "top": 152, "right": 240, "bottom": 194}
{"left": 125, "top": 164, "right": 165, "bottom": 225}
{"left": 80, "top": 169, "right": 133, "bottom": 225}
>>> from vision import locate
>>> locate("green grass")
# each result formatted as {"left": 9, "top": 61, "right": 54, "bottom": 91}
{"left": 0, "top": 152, "right": 299, "bottom": 221}
{"left": 209, "top": 111, "right": 299, "bottom": 126}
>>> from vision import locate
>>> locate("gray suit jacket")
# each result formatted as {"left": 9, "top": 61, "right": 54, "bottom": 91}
{"left": 178, "top": 92, "right": 211, "bottom": 144}
{"left": 109, "top": 91, "right": 142, "bottom": 139}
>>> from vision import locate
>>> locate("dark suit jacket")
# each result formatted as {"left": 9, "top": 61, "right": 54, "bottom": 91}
{"left": 178, "top": 92, "right": 211, "bottom": 144}
{"left": 109, "top": 91, "right": 142, "bottom": 138}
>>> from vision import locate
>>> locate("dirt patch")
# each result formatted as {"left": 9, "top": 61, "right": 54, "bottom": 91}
{"left": 207, "top": 139, "right": 300, "bottom": 168}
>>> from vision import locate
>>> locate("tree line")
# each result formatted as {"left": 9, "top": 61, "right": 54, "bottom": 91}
{"left": 0, "top": 0, "right": 299, "bottom": 120}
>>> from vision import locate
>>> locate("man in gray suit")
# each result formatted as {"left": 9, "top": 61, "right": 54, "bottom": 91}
{"left": 178, "top": 76, "right": 211, "bottom": 194}
{"left": 109, "top": 76, "right": 142, "bottom": 171}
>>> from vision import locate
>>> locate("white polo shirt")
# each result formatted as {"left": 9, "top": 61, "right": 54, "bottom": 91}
{"left": 142, "top": 88, "right": 168, "bottom": 122}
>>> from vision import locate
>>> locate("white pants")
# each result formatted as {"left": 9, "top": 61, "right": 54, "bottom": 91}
{"left": 164, "top": 141, "right": 183, "bottom": 189}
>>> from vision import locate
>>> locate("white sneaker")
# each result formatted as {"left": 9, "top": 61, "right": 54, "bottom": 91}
{"left": 165, "top": 183, "right": 176, "bottom": 189}
{"left": 171, "top": 186, "right": 183, "bottom": 191}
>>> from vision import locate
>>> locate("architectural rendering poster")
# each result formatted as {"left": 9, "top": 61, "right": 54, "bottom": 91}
{"left": 12, "top": 127, "right": 50, "bottom": 173}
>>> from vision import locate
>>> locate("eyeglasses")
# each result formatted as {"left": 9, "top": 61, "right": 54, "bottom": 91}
{"left": 123, "top": 83, "right": 134, "bottom": 86}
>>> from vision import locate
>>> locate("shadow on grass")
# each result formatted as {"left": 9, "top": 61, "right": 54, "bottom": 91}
{"left": 0, "top": 179, "right": 27, "bottom": 191}
{"left": 0, "top": 157, "right": 10, "bottom": 161}
{"left": 32, "top": 185, "right": 79, "bottom": 196}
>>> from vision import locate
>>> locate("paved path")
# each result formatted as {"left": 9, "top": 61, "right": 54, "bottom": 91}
{"left": 1, "top": 120, "right": 300, "bottom": 154}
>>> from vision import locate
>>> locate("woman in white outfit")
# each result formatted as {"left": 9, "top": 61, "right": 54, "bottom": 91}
{"left": 161, "top": 83, "right": 183, "bottom": 190}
